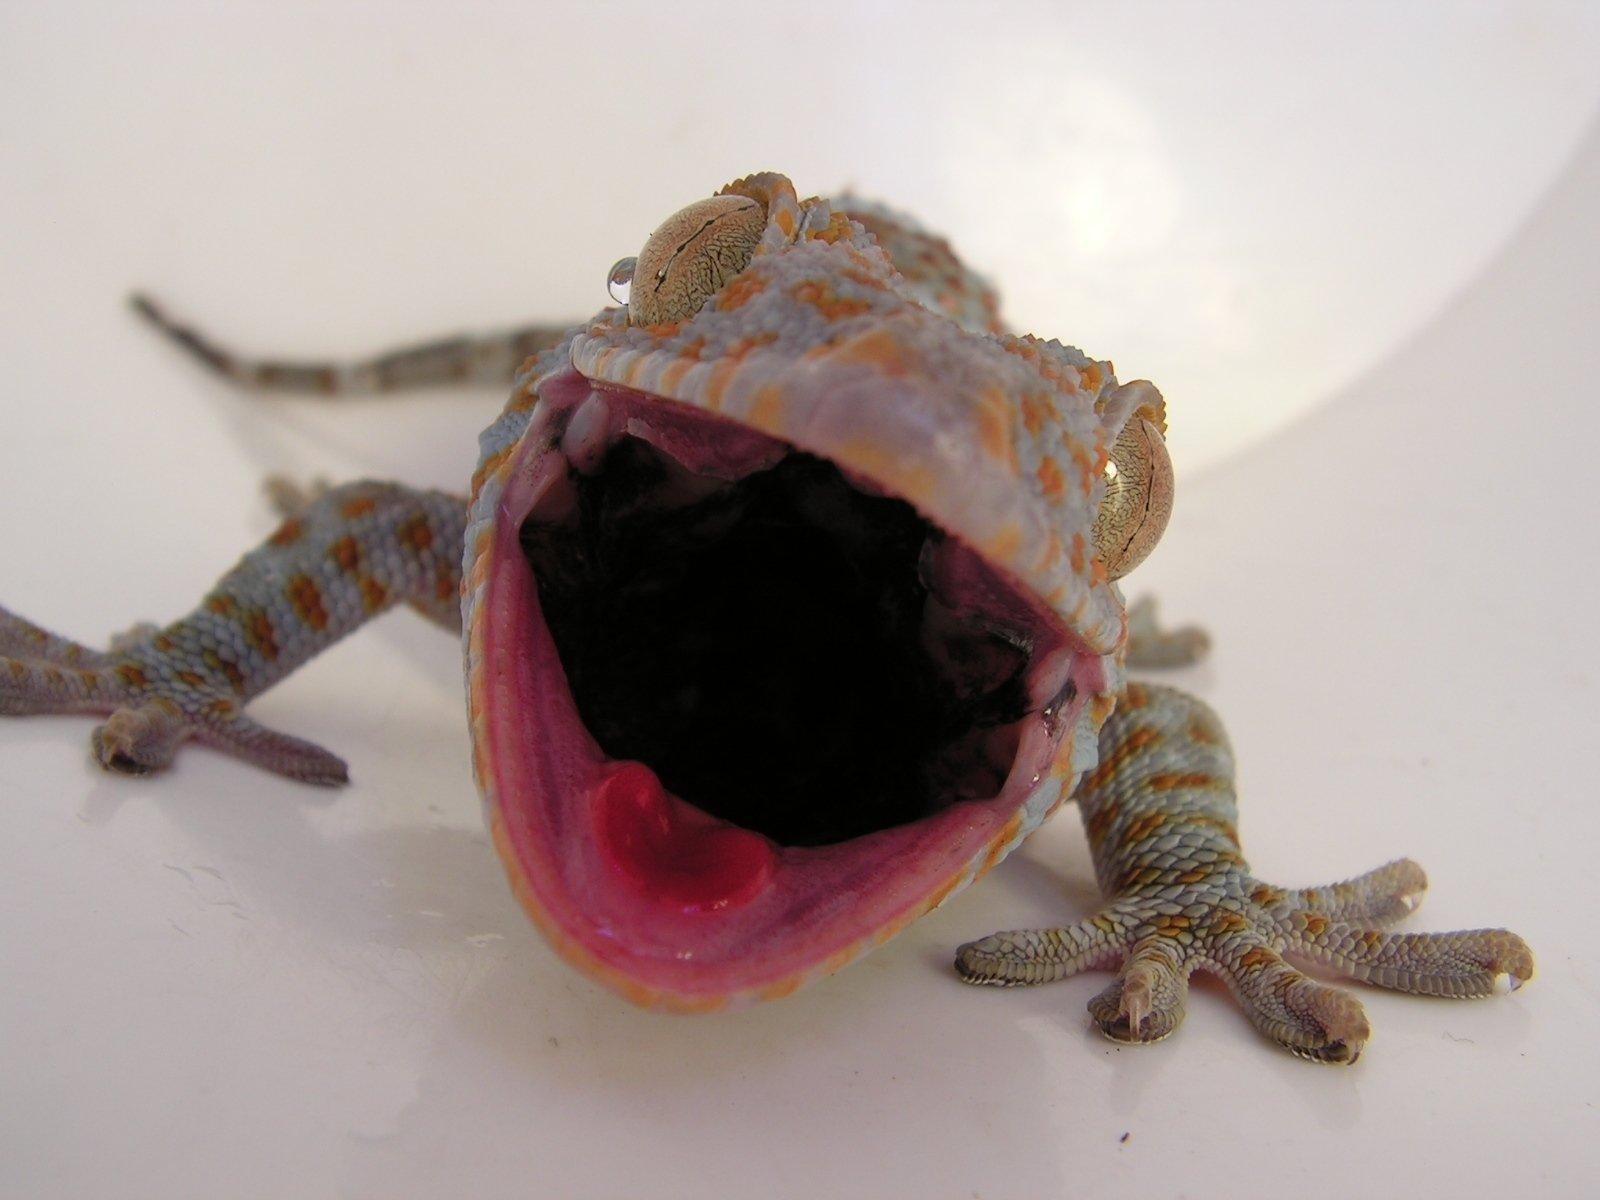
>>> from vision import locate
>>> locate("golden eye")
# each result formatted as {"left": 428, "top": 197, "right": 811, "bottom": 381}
{"left": 615, "top": 195, "right": 766, "bottom": 326}
{"left": 1092, "top": 417, "right": 1173, "bottom": 581}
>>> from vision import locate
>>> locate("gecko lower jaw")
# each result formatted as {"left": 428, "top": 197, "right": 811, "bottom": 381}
{"left": 474, "top": 369, "right": 1101, "bottom": 1008}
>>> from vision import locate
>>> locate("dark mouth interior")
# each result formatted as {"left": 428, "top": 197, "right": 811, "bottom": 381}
{"left": 520, "top": 437, "right": 1039, "bottom": 848}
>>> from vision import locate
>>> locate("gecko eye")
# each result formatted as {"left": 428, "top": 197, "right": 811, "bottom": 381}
{"left": 1093, "top": 417, "right": 1173, "bottom": 581}
{"left": 615, "top": 195, "right": 766, "bottom": 326}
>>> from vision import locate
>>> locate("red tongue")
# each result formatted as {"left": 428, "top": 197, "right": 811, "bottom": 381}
{"left": 594, "top": 762, "right": 776, "bottom": 912}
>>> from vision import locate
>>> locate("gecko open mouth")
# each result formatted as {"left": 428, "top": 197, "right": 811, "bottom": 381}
{"left": 474, "top": 369, "right": 1100, "bottom": 1007}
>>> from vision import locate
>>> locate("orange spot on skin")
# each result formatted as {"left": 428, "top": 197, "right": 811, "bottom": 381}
{"left": 1209, "top": 910, "right": 1252, "bottom": 935}
{"left": 839, "top": 265, "right": 889, "bottom": 290}
{"left": 206, "top": 595, "right": 237, "bottom": 618}
{"left": 701, "top": 357, "right": 739, "bottom": 411}
{"left": 1117, "top": 865, "right": 1164, "bottom": 891}
{"left": 470, "top": 445, "right": 513, "bottom": 497}
{"left": 243, "top": 612, "right": 278, "bottom": 661}
{"left": 1085, "top": 799, "right": 1120, "bottom": 843}
{"left": 1040, "top": 531, "right": 1063, "bottom": 570}
{"left": 983, "top": 813, "right": 1024, "bottom": 872}
{"left": 1250, "top": 884, "right": 1288, "bottom": 907}
{"left": 435, "top": 572, "right": 457, "bottom": 604}
{"left": 1069, "top": 443, "right": 1097, "bottom": 498}
{"left": 1019, "top": 393, "right": 1049, "bottom": 438}
{"left": 1080, "top": 361, "right": 1104, "bottom": 393}
{"left": 717, "top": 274, "right": 767, "bottom": 311}
{"left": 1124, "top": 811, "right": 1170, "bottom": 842}
{"left": 359, "top": 576, "right": 389, "bottom": 613}
{"left": 176, "top": 671, "right": 205, "bottom": 688}
{"left": 267, "top": 518, "right": 303, "bottom": 547}
{"left": 924, "top": 872, "right": 966, "bottom": 912}
{"left": 975, "top": 387, "right": 1016, "bottom": 468}
{"left": 746, "top": 384, "right": 788, "bottom": 431}
{"left": 656, "top": 356, "right": 695, "bottom": 394}
{"left": 1082, "top": 726, "right": 1159, "bottom": 792}
{"left": 1069, "top": 533, "right": 1087, "bottom": 575}
{"left": 757, "top": 976, "right": 805, "bottom": 1003}
{"left": 397, "top": 514, "right": 434, "bottom": 556}
{"left": 1302, "top": 914, "right": 1329, "bottom": 937}
{"left": 811, "top": 212, "right": 856, "bottom": 244}
{"left": 1036, "top": 456, "right": 1066, "bottom": 500}
{"left": 720, "top": 331, "right": 779, "bottom": 364}
{"left": 821, "top": 326, "right": 911, "bottom": 376}
{"left": 116, "top": 663, "right": 147, "bottom": 689}
{"left": 987, "top": 523, "right": 1023, "bottom": 563}
{"left": 1147, "top": 771, "right": 1221, "bottom": 792}
{"left": 829, "top": 437, "right": 938, "bottom": 508}
{"left": 819, "top": 943, "right": 862, "bottom": 979}
{"left": 1237, "top": 946, "right": 1278, "bottom": 972}
{"left": 286, "top": 574, "right": 329, "bottom": 631}
{"left": 203, "top": 650, "right": 245, "bottom": 693}
{"left": 152, "top": 634, "right": 174, "bottom": 653}
{"left": 1186, "top": 814, "right": 1240, "bottom": 843}
{"left": 340, "top": 496, "right": 378, "bottom": 519}
{"left": 791, "top": 280, "right": 873, "bottom": 321}
{"left": 328, "top": 536, "right": 360, "bottom": 575}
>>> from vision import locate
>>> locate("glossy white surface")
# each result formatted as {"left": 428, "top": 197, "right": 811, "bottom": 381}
{"left": 2, "top": 4, "right": 1597, "bottom": 1197}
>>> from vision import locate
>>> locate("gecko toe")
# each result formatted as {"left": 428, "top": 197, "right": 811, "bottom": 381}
{"left": 90, "top": 701, "right": 188, "bottom": 776}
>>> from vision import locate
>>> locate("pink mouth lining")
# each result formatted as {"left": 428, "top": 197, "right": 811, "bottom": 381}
{"left": 477, "top": 369, "right": 1100, "bottom": 1006}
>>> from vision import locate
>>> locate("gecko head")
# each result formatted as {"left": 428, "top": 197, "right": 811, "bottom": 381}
{"left": 463, "top": 173, "right": 1173, "bottom": 1010}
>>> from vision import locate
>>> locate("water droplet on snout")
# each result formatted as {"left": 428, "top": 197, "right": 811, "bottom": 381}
{"left": 607, "top": 257, "right": 637, "bottom": 306}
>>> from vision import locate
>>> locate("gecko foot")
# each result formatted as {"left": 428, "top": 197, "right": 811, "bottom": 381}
{"left": 263, "top": 474, "right": 333, "bottom": 519}
{"left": 1124, "top": 596, "right": 1209, "bottom": 669}
{"left": 2, "top": 605, "right": 348, "bottom": 785}
{"left": 954, "top": 857, "right": 1533, "bottom": 1063}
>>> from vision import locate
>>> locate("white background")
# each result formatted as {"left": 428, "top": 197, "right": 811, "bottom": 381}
{"left": 2, "top": 3, "right": 1598, "bottom": 1196}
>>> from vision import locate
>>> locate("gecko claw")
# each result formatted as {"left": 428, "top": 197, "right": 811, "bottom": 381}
{"left": 90, "top": 700, "right": 187, "bottom": 775}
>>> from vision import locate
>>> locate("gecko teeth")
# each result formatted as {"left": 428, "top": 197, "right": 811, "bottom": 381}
{"left": 560, "top": 391, "right": 614, "bottom": 475}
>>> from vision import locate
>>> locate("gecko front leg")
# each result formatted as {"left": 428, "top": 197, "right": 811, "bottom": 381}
{"left": 955, "top": 682, "right": 1533, "bottom": 1062}
{"left": 2, "top": 481, "right": 464, "bottom": 782}
{"left": 130, "top": 293, "right": 575, "bottom": 395}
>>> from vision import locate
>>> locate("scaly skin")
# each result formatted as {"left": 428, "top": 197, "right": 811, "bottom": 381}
{"left": 3, "top": 482, "right": 463, "bottom": 781}
{"left": 954, "top": 682, "right": 1532, "bottom": 1061}
{"left": 0, "top": 175, "right": 1531, "bottom": 1060}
